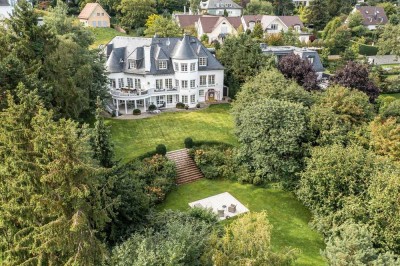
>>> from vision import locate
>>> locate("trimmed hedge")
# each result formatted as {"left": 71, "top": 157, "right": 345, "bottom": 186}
{"left": 358, "top": 44, "right": 378, "bottom": 56}
{"left": 176, "top": 102, "right": 185, "bottom": 109}
{"left": 132, "top": 109, "right": 141, "bottom": 115}
{"left": 184, "top": 137, "right": 194, "bottom": 148}
{"left": 148, "top": 104, "right": 157, "bottom": 111}
{"left": 156, "top": 144, "right": 167, "bottom": 156}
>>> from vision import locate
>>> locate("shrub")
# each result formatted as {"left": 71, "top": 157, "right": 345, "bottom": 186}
{"left": 196, "top": 103, "right": 201, "bottom": 108}
{"left": 132, "top": 109, "right": 141, "bottom": 115}
{"left": 148, "top": 104, "right": 157, "bottom": 111}
{"left": 358, "top": 44, "right": 378, "bottom": 56}
{"left": 176, "top": 102, "right": 185, "bottom": 109}
{"left": 185, "top": 104, "right": 189, "bottom": 110}
{"left": 184, "top": 137, "right": 194, "bottom": 149}
{"left": 155, "top": 144, "right": 167, "bottom": 156}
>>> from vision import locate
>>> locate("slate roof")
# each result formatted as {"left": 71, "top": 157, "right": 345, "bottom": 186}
{"left": 78, "top": 3, "right": 109, "bottom": 19}
{"left": 172, "top": 34, "right": 198, "bottom": 60}
{"left": 354, "top": 6, "right": 388, "bottom": 26}
{"left": 0, "top": 0, "right": 10, "bottom": 6}
{"left": 105, "top": 36, "right": 224, "bottom": 74}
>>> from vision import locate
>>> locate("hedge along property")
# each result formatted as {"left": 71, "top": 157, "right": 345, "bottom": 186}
{"left": 104, "top": 35, "right": 225, "bottom": 114}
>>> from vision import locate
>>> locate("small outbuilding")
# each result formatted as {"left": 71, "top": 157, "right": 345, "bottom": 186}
{"left": 78, "top": 3, "right": 110, "bottom": 28}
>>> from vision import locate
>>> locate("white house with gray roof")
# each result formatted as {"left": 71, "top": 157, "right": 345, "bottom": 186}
{"left": 104, "top": 35, "right": 224, "bottom": 114}
{"left": 0, "top": 0, "right": 16, "bottom": 20}
{"left": 199, "top": 0, "right": 243, "bottom": 17}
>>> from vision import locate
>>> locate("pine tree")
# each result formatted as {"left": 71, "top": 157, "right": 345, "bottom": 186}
{"left": 0, "top": 86, "right": 115, "bottom": 265}
{"left": 92, "top": 97, "right": 115, "bottom": 168}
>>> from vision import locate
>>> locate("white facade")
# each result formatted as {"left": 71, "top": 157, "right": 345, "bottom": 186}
{"left": 0, "top": 0, "right": 15, "bottom": 20}
{"left": 105, "top": 36, "right": 225, "bottom": 115}
{"left": 293, "top": 0, "right": 311, "bottom": 6}
{"left": 199, "top": 0, "right": 243, "bottom": 17}
{"left": 197, "top": 17, "right": 239, "bottom": 43}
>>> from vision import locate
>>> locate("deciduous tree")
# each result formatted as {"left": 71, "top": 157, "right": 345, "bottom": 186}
{"left": 118, "top": 0, "right": 156, "bottom": 31}
{"left": 210, "top": 212, "right": 299, "bottom": 265}
{"left": 144, "top": 14, "right": 181, "bottom": 37}
{"left": 377, "top": 24, "right": 400, "bottom": 58}
{"left": 277, "top": 53, "right": 319, "bottom": 91}
{"left": 234, "top": 98, "right": 309, "bottom": 186}
{"left": 331, "top": 61, "right": 380, "bottom": 102}
{"left": 305, "top": 0, "right": 330, "bottom": 30}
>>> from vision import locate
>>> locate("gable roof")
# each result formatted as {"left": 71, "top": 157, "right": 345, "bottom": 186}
{"left": 354, "top": 6, "right": 388, "bottom": 26}
{"left": 78, "top": 3, "right": 109, "bottom": 19}
{"left": 278, "top": 16, "right": 303, "bottom": 28}
{"left": 199, "top": 16, "right": 220, "bottom": 32}
{"left": 175, "top": 14, "right": 201, "bottom": 28}
{"left": 242, "top": 15, "right": 263, "bottom": 27}
{"left": 226, "top": 16, "right": 242, "bottom": 29}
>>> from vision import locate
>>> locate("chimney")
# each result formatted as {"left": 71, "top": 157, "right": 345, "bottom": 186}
{"left": 144, "top": 46, "right": 151, "bottom": 72}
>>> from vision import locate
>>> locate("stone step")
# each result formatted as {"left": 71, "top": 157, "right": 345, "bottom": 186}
{"left": 166, "top": 148, "right": 203, "bottom": 185}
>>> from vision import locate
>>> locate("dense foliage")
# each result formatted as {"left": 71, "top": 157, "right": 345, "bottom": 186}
{"left": 0, "top": 0, "right": 108, "bottom": 120}
{"left": 277, "top": 53, "right": 319, "bottom": 91}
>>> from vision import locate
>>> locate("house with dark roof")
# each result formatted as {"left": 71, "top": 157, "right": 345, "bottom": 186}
{"left": 260, "top": 44, "right": 324, "bottom": 73}
{"left": 200, "top": 0, "right": 243, "bottom": 17}
{"left": 197, "top": 16, "right": 242, "bottom": 43}
{"left": 242, "top": 15, "right": 312, "bottom": 43}
{"left": 104, "top": 35, "right": 225, "bottom": 114}
{"left": 0, "top": 0, "right": 16, "bottom": 20}
{"left": 78, "top": 3, "right": 110, "bottom": 28}
{"left": 348, "top": 5, "right": 388, "bottom": 30}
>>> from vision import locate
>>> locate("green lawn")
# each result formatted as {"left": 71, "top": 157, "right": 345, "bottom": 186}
{"left": 380, "top": 93, "right": 400, "bottom": 100}
{"left": 89, "top": 27, "right": 131, "bottom": 49}
{"left": 107, "top": 104, "right": 237, "bottom": 161}
{"left": 159, "top": 179, "right": 327, "bottom": 266}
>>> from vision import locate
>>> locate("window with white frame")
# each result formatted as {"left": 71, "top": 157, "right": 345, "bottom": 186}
{"left": 190, "top": 80, "right": 196, "bottom": 88}
{"left": 127, "top": 78, "right": 133, "bottom": 88}
{"left": 200, "top": 75, "right": 207, "bottom": 86}
{"left": 199, "top": 89, "right": 204, "bottom": 97}
{"left": 118, "top": 78, "right": 124, "bottom": 88}
{"left": 165, "top": 79, "right": 172, "bottom": 89}
{"left": 134, "top": 79, "right": 141, "bottom": 89}
{"left": 182, "top": 95, "right": 188, "bottom": 104}
{"left": 156, "top": 95, "right": 165, "bottom": 105}
{"left": 199, "top": 57, "right": 207, "bottom": 66}
{"left": 175, "top": 79, "right": 179, "bottom": 88}
{"left": 158, "top": 60, "right": 167, "bottom": 70}
{"left": 181, "top": 80, "right": 188, "bottom": 89}
{"left": 190, "top": 95, "right": 195, "bottom": 104}
{"left": 181, "top": 63, "right": 188, "bottom": 72}
{"left": 175, "top": 95, "right": 179, "bottom": 102}
{"left": 174, "top": 62, "right": 179, "bottom": 71}
{"left": 167, "top": 95, "right": 173, "bottom": 104}
{"left": 208, "top": 75, "right": 215, "bottom": 85}
{"left": 129, "top": 60, "right": 136, "bottom": 69}
{"left": 307, "top": 56, "right": 315, "bottom": 64}
{"left": 270, "top": 24, "right": 278, "bottom": 30}
{"left": 109, "top": 79, "right": 116, "bottom": 88}
{"left": 156, "top": 79, "right": 163, "bottom": 90}
{"left": 190, "top": 62, "right": 196, "bottom": 71}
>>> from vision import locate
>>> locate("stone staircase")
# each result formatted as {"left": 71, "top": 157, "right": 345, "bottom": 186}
{"left": 166, "top": 149, "right": 203, "bottom": 185}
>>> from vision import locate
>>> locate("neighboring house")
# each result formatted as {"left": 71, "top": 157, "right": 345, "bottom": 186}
{"left": 242, "top": 15, "right": 312, "bottom": 43}
{"left": 104, "top": 35, "right": 225, "bottom": 114}
{"left": 175, "top": 14, "right": 202, "bottom": 29}
{"left": 367, "top": 55, "right": 400, "bottom": 65}
{"left": 260, "top": 44, "right": 324, "bottom": 73}
{"left": 0, "top": 0, "right": 16, "bottom": 21}
{"left": 78, "top": 3, "right": 110, "bottom": 28}
{"left": 199, "top": 0, "right": 243, "bottom": 17}
{"left": 197, "top": 16, "right": 242, "bottom": 43}
{"left": 348, "top": 4, "right": 388, "bottom": 30}
{"left": 293, "top": 0, "right": 312, "bottom": 6}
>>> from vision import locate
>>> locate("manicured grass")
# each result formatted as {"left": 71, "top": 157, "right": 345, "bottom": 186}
{"left": 380, "top": 93, "right": 400, "bottom": 100}
{"left": 107, "top": 104, "right": 237, "bottom": 162}
{"left": 89, "top": 28, "right": 131, "bottom": 49}
{"left": 159, "top": 179, "right": 327, "bottom": 266}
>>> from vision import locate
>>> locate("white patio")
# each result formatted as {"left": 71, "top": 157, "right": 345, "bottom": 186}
{"left": 189, "top": 192, "right": 249, "bottom": 221}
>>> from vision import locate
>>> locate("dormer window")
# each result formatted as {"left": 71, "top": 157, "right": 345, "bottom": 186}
{"left": 270, "top": 24, "right": 278, "bottom": 30}
{"left": 158, "top": 60, "right": 167, "bottom": 70}
{"left": 199, "top": 57, "right": 207, "bottom": 66}
{"left": 129, "top": 60, "right": 137, "bottom": 69}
